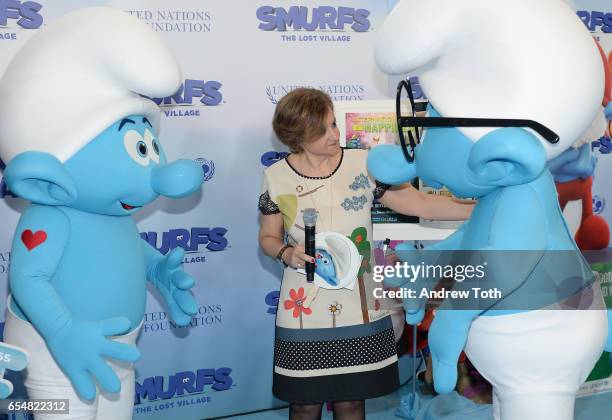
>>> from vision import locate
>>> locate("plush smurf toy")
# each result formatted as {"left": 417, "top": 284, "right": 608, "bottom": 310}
{"left": 0, "top": 7, "right": 203, "bottom": 419}
{"left": 368, "top": 1, "right": 611, "bottom": 419}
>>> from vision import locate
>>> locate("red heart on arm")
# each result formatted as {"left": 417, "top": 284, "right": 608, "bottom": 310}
{"left": 21, "top": 229, "right": 47, "bottom": 251}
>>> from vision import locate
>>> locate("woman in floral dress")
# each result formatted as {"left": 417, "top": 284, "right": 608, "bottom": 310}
{"left": 258, "top": 88, "right": 472, "bottom": 419}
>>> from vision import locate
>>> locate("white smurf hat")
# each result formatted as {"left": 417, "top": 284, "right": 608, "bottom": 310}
{"left": 0, "top": 7, "right": 181, "bottom": 164}
{"left": 374, "top": 0, "right": 603, "bottom": 160}
{"left": 314, "top": 232, "right": 361, "bottom": 291}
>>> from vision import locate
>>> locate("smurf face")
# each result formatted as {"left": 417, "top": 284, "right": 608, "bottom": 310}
{"left": 121, "top": 117, "right": 165, "bottom": 169}
{"left": 63, "top": 115, "right": 164, "bottom": 215}
{"left": 413, "top": 108, "right": 496, "bottom": 199}
{"left": 62, "top": 114, "right": 201, "bottom": 215}
{"left": 368, "top": 105, "right": 548, "bottom": 199}
{"left": 315, "top": 249, "right": 338, "bottom": 286}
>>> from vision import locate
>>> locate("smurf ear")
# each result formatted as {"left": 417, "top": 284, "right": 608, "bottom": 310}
{"left": 4, "top": 151, "right": 77, "bottom": 205}
{"left": 467, "top": 128, "right": 546, "bottom": 187}
{"left": 367, "top": 145, "right": 417, "bottom": 185}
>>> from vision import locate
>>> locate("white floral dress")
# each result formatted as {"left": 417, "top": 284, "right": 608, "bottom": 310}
{"left": 259, "top": 148, "right": 399, "bottom": 403}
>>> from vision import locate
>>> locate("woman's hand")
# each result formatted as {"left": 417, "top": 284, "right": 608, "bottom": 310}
{"left": 282, "top": 245, "right": 315, "bottom": 269}
{"left": 378, "top": 183, "right": 474, "bottom": 221}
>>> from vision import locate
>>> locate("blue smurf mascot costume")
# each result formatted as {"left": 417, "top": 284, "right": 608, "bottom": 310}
{"left": 368, "top": 0, "right": 611, "bottom": 419}
{"left": 0, "top": 7, "right": 203, "bottom": 419}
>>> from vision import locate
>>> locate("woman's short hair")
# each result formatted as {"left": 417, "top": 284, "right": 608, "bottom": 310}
{"left": 272, "top": 88, "right": 333, "bottom": 153}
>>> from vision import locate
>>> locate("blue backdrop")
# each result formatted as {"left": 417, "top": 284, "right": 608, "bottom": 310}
{"left": 0, "top": 0, "right": 609, "bottom": 418}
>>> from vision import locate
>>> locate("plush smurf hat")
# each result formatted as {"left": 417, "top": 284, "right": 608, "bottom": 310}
{"left": 0, "top": 7, "right": 181, "bottom": 164}
{"left": 375, "top": 0, "right": 603, "bottom": 160}
{"left": 314, "top": 232, "right": 361, "bottom": 290}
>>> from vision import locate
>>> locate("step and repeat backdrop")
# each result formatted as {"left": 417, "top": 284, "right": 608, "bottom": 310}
{"left": 0, "top": 0, "right": 610, "bottom": 419}
{"left": 0, "top": 1, "right": 391, "bottom": 419}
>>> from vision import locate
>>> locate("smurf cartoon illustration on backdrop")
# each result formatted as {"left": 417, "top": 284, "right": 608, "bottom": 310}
{"left": 368, "top": 0, "right": 611, "bottom": 419}
{"left": 547, "top": 40, "right": 611, "bottom": 250}
{"left": 0, "top": 7, "right": 203, "bottom": 420}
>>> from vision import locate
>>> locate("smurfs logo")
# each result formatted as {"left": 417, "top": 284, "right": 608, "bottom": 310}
{"left": 134, "top": 367, "right": 233, "bottom": 409}
{"left": 593, "top": 195, "right": 606, "bottom": 215}
{"left": 257, "top": 6, "right": 370, "bottom": 42}
{"left": 140, "top": 227, "right": 228, "bottom": 264}
{"left": 0, "top": 0, "right": 43, "bottom": 41}
{"left": 409, "top": 76, "right": 426, "bottom": 100}
{"left": 0, "top": 0, "right": 43, "bottom": 31}
{"left": 0, "top": 160, "right": 10, "bottom": 199}
{"left": 577, "top": 10, "right": 612, "bottom": 33}
{"left": 592, "top": 136, "right": 612, "bottom": 154}
{"left": 194, "top": 158, "right": 215, "bottom": 182}
{"left": 266, "top": 83, "right": 365, "bottom": 104}
{"left": 152, "top": 79, "right": 223, "bottom": 118}
{"left": 0, "top": 177, "right": 16, "bottom": 199}
{"left": 265, "top": 290, "right": 280, "bottom": 314}
{"left": 261, "top": 151, "right": 289, "bottom": 167}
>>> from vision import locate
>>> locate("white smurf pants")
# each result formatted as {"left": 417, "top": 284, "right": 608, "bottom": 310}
{"left": 4, "top": 301, "right": 140, "bottom": 420}
{"left": 464, "top": 285, "right": 608, "bottom": 420}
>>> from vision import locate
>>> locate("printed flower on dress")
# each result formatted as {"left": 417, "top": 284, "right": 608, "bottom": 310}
{"left": 349, "top": 173, "right": 371, "bottom": 191}
{"left": 284, "top": 287, "right": 312, "bottom": 318}
{"left": 341, "top": 194, "right": 368, "bottom": 211}
{"left": 328, "top": 301, "right": 342, "bottom": 328}
{"left": 328, "top": 301, "right": 343, "bottom": 315}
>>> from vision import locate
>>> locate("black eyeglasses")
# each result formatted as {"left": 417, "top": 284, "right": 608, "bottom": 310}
{"left": 396, "top": 79, "right": 559, "bottom": 162}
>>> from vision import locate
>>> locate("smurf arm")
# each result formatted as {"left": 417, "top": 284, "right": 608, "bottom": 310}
{"left": 10, "top": 205, "right": 140, "bottom": 400}
{"left": 429, "top": 185, "right": 546, "bottom": 393}
{"left": 486, "top": 185, "right": 547, "bottom": 297}
{"left": 141, "top": 241, "right": 198, "bottom": 326}
{"left": 10, "top": 206, "right": 72, "bottom": 339}
{"left": 383, "top": 241, "right": 429, "bottom": 325}
{"left": 428, "top": 219, "right": 469, "bottom": 252}
{"left": 387, "top": 221, "right": 470, "bottom": 324}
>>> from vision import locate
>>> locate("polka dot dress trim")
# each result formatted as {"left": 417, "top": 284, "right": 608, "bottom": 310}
{"left": 274, "top": 328, "right": 396, "bottom": 371}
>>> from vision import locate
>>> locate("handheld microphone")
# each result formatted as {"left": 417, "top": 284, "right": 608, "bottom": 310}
{"left": 303, "top": 208, "right": 317, "bottom": 283}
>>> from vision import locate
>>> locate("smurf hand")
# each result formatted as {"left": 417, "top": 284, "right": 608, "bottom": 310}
{"left": 403, "top": 304, "right": 425, "bottom": 325}
{"left": 428, "top": 310, "right": 477, "bottom": 394}
{"left": 46, "top": 317, "right": 140, "bottom": 400}
{"left": 367, "top": 144, "right": 417, "bottom": 186}
{"left": 383, "top": 241, "right": 420, "bottom": 288}
{"left": 151, "top": 247, "right": 198, "bottom": 326}
{"left": 0, "top": 343, "right": 29, "bottom": 399}
{"left": 387, "top": 242, "right": 428, "bottom": 325}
